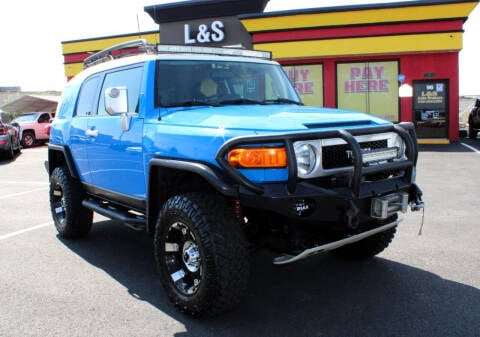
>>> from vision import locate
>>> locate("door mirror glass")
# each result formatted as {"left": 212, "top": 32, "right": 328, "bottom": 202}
{"left": 105, "top": 87, "right": 128, "bottom": 115}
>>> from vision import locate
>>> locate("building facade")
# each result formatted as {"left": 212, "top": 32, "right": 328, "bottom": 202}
{"left": 61, "top": 0, "right": 479, "bottom": 142}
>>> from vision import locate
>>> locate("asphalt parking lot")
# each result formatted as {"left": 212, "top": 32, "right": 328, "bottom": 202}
{"left": 0, "top": 142, "right": 479, "bottom": 337}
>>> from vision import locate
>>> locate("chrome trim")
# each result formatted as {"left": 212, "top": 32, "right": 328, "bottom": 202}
{"left": 273, "top": 219, "right": 400, "bottom": 265}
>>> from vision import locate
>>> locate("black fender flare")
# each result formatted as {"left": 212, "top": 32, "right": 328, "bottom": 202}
{"left": 47, "top": 144, "right": 79, "bottom": 180}
{"left": 146, "top": 158, "right": 237, "bottom": 233}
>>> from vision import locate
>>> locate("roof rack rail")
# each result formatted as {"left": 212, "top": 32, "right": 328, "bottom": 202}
{"left": 83, "top": 39, "right": 155, "bottom": 69}
{"left": 156, "top": 44, "right": 272, "bottom": 60}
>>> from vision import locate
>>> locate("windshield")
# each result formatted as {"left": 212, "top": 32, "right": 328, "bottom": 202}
{"left": 156, "top": 60, "right": 302, "bottom": 108}
{"left": 12, "top": 113, "right": 37, "bottom": 123}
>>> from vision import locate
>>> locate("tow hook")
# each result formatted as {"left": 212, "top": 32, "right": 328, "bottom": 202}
{"left": 410, "top": 200, "right": 425, "bottom": 212}
{"left": 410, "top": 198, "right": 425, "bottom": 235}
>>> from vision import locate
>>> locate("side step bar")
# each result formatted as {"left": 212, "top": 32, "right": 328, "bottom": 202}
{"left": 273, "top": 219, "right": 400, "bottom": 265}
{"left": 82, "top": 199, "right": 146, "bottom": 231}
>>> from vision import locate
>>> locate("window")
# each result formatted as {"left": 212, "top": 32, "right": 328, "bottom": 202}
{"left": 97, "top": 66, "right": 144, "bottom": 115}
{"left": 75, "top": 75, "right": 101, "bottom": 117}
{"left": 38, "top": 113, "right": 50, "bottom": 123}
{"left": 283, "top": 64, "right": 324, "bottom": 106}
{"left": 337, "top": 61, "right": 399, "bottom": 122}
{"left": 155, "top": 60, "right": 300, "bottom": 107}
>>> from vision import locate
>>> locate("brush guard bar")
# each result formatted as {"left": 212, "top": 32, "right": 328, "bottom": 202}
{"left": 215, "top": 122, "right": 418, "bottom": 197}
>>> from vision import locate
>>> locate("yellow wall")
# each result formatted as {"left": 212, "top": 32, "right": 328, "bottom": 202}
{"left": 241, "top": 2, "right": 477, "bottom": 31}
{"left": 63, "top": 32, "right": 159, "bottom": 78}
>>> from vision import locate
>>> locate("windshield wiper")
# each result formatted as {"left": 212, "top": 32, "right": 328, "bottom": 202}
{"left": 163, "top": 100, "right": 219, "bottom": 108}
{"left": 218, "top": 98, "right": 264, "bottom": 105}
{"left": 263, "top": 98, "right": 303, "bottom": 105}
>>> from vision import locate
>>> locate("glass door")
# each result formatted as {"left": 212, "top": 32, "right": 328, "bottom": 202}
{"left": 413, "top": 80, "right": 448, "bottom": 139}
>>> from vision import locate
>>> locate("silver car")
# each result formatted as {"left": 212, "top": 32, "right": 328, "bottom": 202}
{"left": 0, "top": 120, "right": 21, "bottom": 160}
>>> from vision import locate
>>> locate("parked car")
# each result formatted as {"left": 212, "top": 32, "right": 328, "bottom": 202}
{"left": 11, "top": 112, "right": 55, "bottom": 147}
{"left": 468, "top": 98, "right": 480, "bottom": 139}
{"left": 0, "top": 120, "right": 21, "bottom": 159}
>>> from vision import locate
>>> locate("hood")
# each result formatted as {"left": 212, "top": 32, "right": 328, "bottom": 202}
{"left": 161, "top": 105, "right": 391, "bottom": 133}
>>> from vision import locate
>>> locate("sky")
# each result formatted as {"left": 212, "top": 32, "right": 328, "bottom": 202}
{"left": 0, "top": 0, "right": 478, "bottom": 94}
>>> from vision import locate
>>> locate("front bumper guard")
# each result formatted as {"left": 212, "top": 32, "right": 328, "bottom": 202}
{"left": 216, "top": 122, "right": 418, "bottom": 197}
{"left": 273, "top": 218, "right": 400, "bottom": 265}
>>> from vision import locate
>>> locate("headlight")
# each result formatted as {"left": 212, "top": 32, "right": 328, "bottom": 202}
{"left": 392, "top": 134, "right": 406, "bottom": 159}
{"left": 294, "top": 143, "right": 317, "bottom": 175}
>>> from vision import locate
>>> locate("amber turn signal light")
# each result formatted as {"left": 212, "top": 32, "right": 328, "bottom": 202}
{"left": 228, "top": 147, "right": 287, "bottom": 168}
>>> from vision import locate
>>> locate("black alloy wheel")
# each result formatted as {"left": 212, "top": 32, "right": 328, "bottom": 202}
{"left": 155, "top": 193, "right": 250, "bottom": 317}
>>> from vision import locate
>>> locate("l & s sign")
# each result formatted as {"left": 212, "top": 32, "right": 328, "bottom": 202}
{"left": 184, "top": 21, "right": 225, "bottom": 44}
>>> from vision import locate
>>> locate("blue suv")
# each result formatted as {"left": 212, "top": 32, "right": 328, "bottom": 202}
{"left": 47, "top": 40, "right": 423, "bottom": 317}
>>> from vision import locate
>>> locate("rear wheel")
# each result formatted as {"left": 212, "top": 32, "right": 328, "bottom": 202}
{"left": 49, "top": 166, "right": 93, "bottom": 238}
{"left": 154, "top": 193, "right": 250, "bottom": 317}
{"left": 22, "top": 132, "right": 35, "bottom": 148}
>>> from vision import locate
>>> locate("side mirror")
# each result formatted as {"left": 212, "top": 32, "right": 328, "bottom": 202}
{"left": 105, "top": 87, "right": 128, "bottom": 115}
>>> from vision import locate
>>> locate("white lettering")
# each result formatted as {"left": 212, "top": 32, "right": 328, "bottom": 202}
{"left": 211, "top": 21, "right": 225, "bottom": 42}
{"left": 184, "top": 24, "right": 196, "bottom": 44}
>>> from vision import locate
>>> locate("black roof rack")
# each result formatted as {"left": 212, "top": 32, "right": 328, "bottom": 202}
{"left": 83, "top": 39, "right": 155, "bottom": 69}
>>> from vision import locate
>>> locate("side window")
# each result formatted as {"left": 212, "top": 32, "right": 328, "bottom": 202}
{"left": 38, "top": 113, "right": 50, "bottom": 123}
{"left": 97, "top": 66, "right": 143, "bottom": 115}
{"left": 76, "top": 75, "right": 101, "bottom": 117}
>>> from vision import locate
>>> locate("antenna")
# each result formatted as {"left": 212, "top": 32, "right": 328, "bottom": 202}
{"left": 137, "top": 14, "right": 141, "bottom": 38}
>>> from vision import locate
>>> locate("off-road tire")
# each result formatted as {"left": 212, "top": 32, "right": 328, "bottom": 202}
{"left": 22, "top": 132, "right": 35, "bottom": 148}
{"left": 49, "top": 166, "right": 93, "bottom": 238}
{"left": 469, "top": 125, "right": 477, "bottom": 139}
{"left": 331, "top": 218, "right": 397, "bottom": 260}
{"left": 154, "top": 192, "right": 250, "bottom": 317}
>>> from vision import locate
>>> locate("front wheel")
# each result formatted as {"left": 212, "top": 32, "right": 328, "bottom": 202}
{"left": 49, "top": 166, "right": 93, "bottom": 238}
{"left": 6, "top": 138, "right": 15, "bottom": 159}
{"left": 154, "top": 193, "right": 250, "bottom": 317}
{"left": 331, "top": 216, "right": 397, "bottom": 260}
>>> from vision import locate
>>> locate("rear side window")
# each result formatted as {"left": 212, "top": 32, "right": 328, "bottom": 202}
{"left": 76, "top": 75, "right": 101, "bottom": 117}
{"left": 97, "top": 66, "right": 144, "bottom": 115}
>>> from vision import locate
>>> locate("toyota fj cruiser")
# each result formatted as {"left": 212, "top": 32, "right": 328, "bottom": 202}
{"left": 47, "top": 40, "right": 424, "bottom": 317}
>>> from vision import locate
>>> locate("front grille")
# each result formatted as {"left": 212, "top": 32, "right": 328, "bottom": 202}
{"left": 322, "top": 140, "right": 388, "bottom": 169}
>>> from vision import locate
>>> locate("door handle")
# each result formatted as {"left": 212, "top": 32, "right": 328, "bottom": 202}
{"left": 85, "top": 129, "right": 99, "bottom": 137}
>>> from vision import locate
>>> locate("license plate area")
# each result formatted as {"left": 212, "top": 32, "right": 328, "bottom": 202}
{"left": 370, "top": 192, "right": 408, "bottom": 219}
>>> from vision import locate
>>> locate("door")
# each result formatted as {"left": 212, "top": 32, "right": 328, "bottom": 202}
{"left": 86, "top": 65, "right": 146, "bottom": 200}
{"left": 413, "top": 80, "right": 448, "bottom": 139}
{"left": 68, "top": 75, "right": 102, "bottom": 185}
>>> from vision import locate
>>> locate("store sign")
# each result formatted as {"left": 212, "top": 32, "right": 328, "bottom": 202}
{"left": 413, "top": 82, "right": 446, "bottom": 110}
{"left": 344, "top": 66, "right": 389, "bottom": 93}
{"left": 184, "top": 21, "right": 225, "bottom": 44}
{"left": 283, "top": 65, "right": 323, "bottom": 106}
{"left": 160, "top": 17, "right": 252, "bottom": 48}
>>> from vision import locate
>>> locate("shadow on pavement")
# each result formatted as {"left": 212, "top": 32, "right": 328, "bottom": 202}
{"left": 60, "top": 220, "right": 480, "bottom": 337}
{"left": 420, "top": 138, "right": 479, "bottom": 153}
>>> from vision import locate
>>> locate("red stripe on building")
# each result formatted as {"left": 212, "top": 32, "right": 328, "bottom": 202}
{"left": 252, "top": 20, "right": 464, "bottom": 43}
